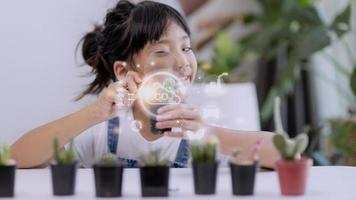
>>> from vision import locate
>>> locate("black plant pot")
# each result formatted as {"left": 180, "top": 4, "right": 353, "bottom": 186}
{"left": 192, "top": 161, "right": 219, "bottom": 195}
{"left": 93, "top": 165, "right": 123, "bottom": 197}
{"left": 140, "top": 166, "right": 170, "bottom": 197}
{"left": 0, "top": 165, "right": 16, "bottom": 197}
{"left": 149, "top": 105, "right": 171, "bottom": 135}
{"left": 230, "top": 162, "right": 258, "bottom": 195}
{"left": 50, "top": 162, "right": 77, "bottom": 196}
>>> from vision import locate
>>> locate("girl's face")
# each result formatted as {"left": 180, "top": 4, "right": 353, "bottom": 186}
{"left": 131, "top": 22, "right": 197, "bottom": 84}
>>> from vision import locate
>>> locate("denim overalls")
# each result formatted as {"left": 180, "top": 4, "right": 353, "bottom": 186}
{"left": 107, "top": 117, "right": 189, "bottom": 168}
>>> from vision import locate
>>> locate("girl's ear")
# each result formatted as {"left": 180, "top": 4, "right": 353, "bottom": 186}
{"left": 113, "top": 61, "right": 128, "bottom": 80}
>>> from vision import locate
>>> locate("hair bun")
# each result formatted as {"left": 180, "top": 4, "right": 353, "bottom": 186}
{"left": 82, "top": 25, "right": 104, "bottom": 67}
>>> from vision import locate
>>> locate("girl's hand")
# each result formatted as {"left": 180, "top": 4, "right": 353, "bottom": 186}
{"left": 87, "top": 70, "right": 141, "bottom": 124}
{"left": 154, "top": 103, "right": 206, "bottom": 138}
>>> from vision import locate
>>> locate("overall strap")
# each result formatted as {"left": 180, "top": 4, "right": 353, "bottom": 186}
{"left": 107, "top": 117, "right": 120, "bottom": 154}
{"left": 172, "top": 139, "right": 189, "bottom": 168}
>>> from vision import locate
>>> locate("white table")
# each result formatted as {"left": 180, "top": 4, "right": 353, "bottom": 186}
{"left": 7, "top": 166, "right": 356, "bottom": 199}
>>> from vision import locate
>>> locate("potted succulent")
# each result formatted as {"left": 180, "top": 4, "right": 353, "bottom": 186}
{"left": 50, "top": 138, "right": 77, "bottom": 196}
{"left": 190, "top": 135, "right": 219, "bottom": 195}
{"left": 0, "top": 144, "right": 16, "bottom": 197}
{"left": 229, "top": 138, "right": 263, "bottom": 196}
{"left": 273, "top": 97, "right": 311, "bottom": 196}
{"left": 93, "top": 153, "right": 124, "bottom": 197}
{"left": 140, "top": 150, "right": 170, "bottom": 197}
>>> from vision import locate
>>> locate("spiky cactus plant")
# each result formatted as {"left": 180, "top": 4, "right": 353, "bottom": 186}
{"left": 273, "top": 97, "right": 309, "bottom": 161}
{"left": 141, "top": 150, "right": 170, "bottom": 166}
{"left": 53, "top": 137, "right": 77, "bottom": 164}
{"left": 190, "top": 135, "right": 219, "bottom": 163}
{"left": 97, "top": 153, "right": 121, "bottom": 166}
{"left": 0, "top": 145, "right": 12, "bottom": 166}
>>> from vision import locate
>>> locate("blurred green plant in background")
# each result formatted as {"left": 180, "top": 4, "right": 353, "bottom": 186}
{"left": 241, "top": 0, "right": 353, "bottom": 121}
{"left": 199, "top": 32, "right": 244, "bottom": 77}
{"left": 199, "top": 0, "right": 353, "bottom": 122}
{"left": 327, "top": 118, "right": 356, "bottom": 165}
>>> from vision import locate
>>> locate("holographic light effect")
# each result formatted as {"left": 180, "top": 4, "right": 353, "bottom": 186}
{"left": 137, "top": 71, "right": 186, "bottom": 118}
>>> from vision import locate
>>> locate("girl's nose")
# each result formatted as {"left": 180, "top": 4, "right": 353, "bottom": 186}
{"left": 174, "top": 53, "right": 191, "bottom": 77}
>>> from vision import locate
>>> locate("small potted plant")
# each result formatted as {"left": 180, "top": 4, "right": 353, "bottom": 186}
{"left": 273, "top": 97, "right": 311, "bottom": 196}
{"left": 93, "top": 153, "right": 124, "bottom": 197}
{"left": 190, "top": 135, "right": 219, "bottom": 195}
{"left": 140, "top": 150, "right": 170, "bottom": 197}
{"left": 50, "top": 137, "right": 77, "bottom": 196}
{"left": 0, "top": 144, "right": 16, "bottom": 197}
{"left": 229, "top": 138, "right": 263, "bottom": 196}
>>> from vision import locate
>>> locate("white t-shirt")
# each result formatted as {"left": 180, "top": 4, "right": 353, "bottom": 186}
{"left": 69, "top": 110, "right": 230, "bottom": 168}
{"left": 70, "top": 110, "right": 181, "bottom": 168}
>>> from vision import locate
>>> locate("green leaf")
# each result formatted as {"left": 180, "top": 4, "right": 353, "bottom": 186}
{"left": 257, "top": 0, "right": 283, "bottom": 22}
{"left": 293, "top": 133, "right": 309, "bottom": 156}
{"left": 0, "top": 145, "right": 11, "bottom": 165}
{"left": 207, "top": 32, "right": 244, "bottom": 75}
{"left": 242, "top": 14, "right": 259, "bottom": 25}
{"left": 273, "top": 134, "right": 287, "bottom": 158}
{"left": 329, "top": 4, "right": 351, "bottom": 37}
{"left": 291, "top": 26, "right": 330, "bottom": 59}
{"left": 350, "top": 68, "right": 356, "bottom": 97}
{"left": 53, "top": 137, "right": 60, "bottom": 162}
{"left": 297, "top": 0, "right": 316, "bottom": 7}
{"left": 242, "top": 21, "right": 286, "bottom": 56}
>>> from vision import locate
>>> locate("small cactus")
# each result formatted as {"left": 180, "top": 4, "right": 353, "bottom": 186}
{"left": 0, "top": 144, "right": 11, "bottom": 166}
{"left": 96, "top": 153, "right": 121, "bottom": 166}
{"left": 273, "top": 97, "right": 309, "bottom": 161}
{"left": 231, "top": 138, "right": 264, "bottom": 164}
{"left": 53, "top": 137, "right": 77, "bottom": 165}
{"left": 190, "top": 134, "right": 219, "bottom": 163}
{"left": 140, "top": 149, "right": 170, "bottom": 167}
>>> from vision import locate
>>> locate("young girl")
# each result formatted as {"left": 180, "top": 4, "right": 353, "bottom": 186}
{"left": 11, "top": 0, "right": 279, "bottom": 169}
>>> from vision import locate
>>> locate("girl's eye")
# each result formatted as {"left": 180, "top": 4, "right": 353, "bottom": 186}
{"left": 183, "top": 47, "right": 192, "bottom": 52}
{"left": 155, "top": 50, "right": 168, "bottom": 55}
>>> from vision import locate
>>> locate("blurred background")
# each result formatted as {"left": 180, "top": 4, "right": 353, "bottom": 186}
{"left": 0, "top": 0, "right": 355, "bottom": 166}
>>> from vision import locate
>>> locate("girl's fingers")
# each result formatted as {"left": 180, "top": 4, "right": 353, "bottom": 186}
{"left": 157, "top": 103, "right": 196, "bottom": 115}
{"left": 109, "top": 81, "right": 129, "bottom": 106}
{"left": 132, "top": 72, "right": 142, "bottom": 83}
{"left": 156, "top": 119, "right": 200, "bottom": 131}
{"left": 156, "top": 107, "right": 199, "bottom": 121}
{"left": 126, "top": 75, "right": 137, "bottom": 92}
{"left": 164, "top": 131, "right": 186, "bottom": 138}
{"left": 125, "top": 71, "right": 142, "bottom": 93}
{"left": 163, "top": 130, "right": 193, "bottom": 139}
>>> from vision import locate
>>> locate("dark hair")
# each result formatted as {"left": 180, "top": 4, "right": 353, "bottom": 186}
{"left": 77, "top": 0, "right": 190, "bottom": 100}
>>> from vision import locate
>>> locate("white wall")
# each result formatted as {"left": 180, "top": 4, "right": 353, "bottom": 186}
{"left": 0, "top": 0, "right": 119, "bottom": 144}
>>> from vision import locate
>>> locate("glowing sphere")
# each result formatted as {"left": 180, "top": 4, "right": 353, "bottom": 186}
{"left": 137, "top": 71, "right": 186, "bottom": 118}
